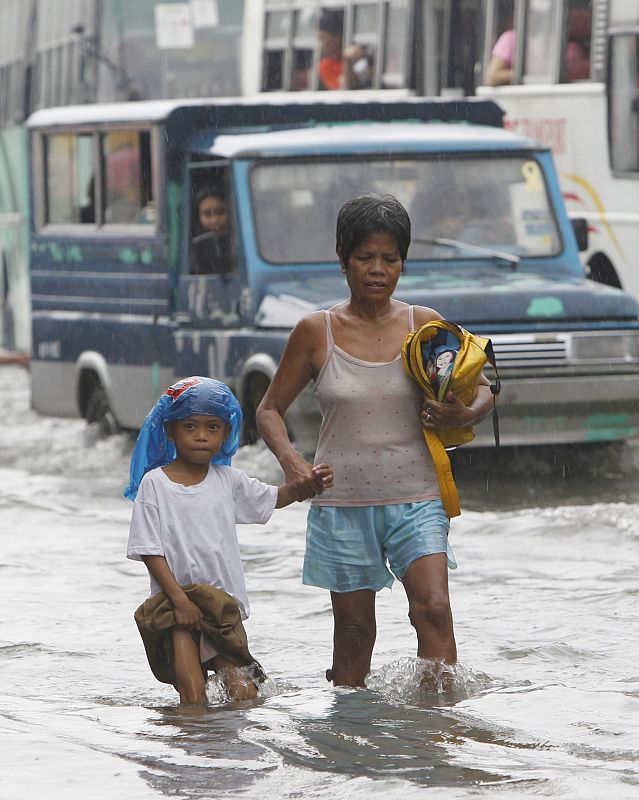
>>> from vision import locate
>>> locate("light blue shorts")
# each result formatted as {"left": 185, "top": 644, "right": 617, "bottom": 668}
{"left": 303, "top": 500, "right": 456, "bottom": 593}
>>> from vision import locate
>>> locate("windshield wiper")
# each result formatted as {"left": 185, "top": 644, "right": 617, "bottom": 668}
{"left": 413, "top": 237, "right": 521, "bottom": 266}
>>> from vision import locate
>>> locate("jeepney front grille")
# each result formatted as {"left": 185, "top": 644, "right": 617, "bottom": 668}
{"left": 491, "top": 335, "right": 568, "bottom": 370}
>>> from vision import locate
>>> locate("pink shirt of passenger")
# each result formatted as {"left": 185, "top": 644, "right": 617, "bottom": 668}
{"left": 492, "top": 29, "right": 587, "bottom": 76}
{"left": 492, "top": 29, "right": 515, "bottom": 64}
{"left": 311, "top": 306, "right": 440, "bottom": 507}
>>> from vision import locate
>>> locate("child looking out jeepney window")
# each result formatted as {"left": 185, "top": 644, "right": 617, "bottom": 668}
{"left": 190, "top": 184, "right": 233, "bottom": 275}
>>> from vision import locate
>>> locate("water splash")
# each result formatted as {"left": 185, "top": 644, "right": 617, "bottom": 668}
{"left": 206, "top": 665, "right": 280, "bottom": 705}
{"left": 366, "top": 657, "right": 493, "bottom": 706}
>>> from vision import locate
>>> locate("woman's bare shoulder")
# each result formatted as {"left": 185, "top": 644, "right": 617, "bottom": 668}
{"left": 286, "top": 310, "right": 327, "bottom": 348}
{"left": 412, "top": 305, "right": 444, "bottom": 327}
{"left": 293, "top": 310, "right": 326, "bottom": 335}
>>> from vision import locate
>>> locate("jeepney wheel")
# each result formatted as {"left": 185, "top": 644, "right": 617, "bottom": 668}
{"left": 86, "top": 384, "right": 120, "bottom": 437}
{"left": 242, "top": 373, "right": 271, "bottom": 445}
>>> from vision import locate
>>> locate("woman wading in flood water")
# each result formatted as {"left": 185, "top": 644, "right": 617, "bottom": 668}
{"left": 257, "top": 194, "right": 493, "bottom": 688}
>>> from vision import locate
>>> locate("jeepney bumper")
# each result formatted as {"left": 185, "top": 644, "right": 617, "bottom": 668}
{"left": 286, "top": 372, "right": 639, "bottom": 456}
{"left": 471, "top": 372, "right": 639, "bottom": 446}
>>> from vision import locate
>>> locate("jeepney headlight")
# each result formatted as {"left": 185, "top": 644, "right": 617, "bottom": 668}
{"left": 572, "top": 334, "right": 639, "bottom": 360}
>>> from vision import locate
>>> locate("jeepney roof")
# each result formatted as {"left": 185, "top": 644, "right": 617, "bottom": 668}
{"left": 25, "top": 93, "right": 504, "bottom": 130}
{"left": 204, "top": 122, "right": 541, "bottom": 158}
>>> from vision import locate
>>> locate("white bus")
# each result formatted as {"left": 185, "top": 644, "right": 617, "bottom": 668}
{"left": 242, "top": 0, "right": 486, "bottom": 96}
{"left": 243, "top": 0, "right": 639, "bottom": 299}
{"left": 478, "top": 0, "right": 639, "bottom": 301}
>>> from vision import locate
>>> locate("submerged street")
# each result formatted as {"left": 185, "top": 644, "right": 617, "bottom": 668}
{"left": 1, "top": 363, "right": 638, "bottom": 799}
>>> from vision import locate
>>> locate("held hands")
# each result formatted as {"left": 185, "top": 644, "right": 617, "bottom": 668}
{"left": 312, "top": 463, "right": 334, "bottom": 495}
{"left": 283, "top": 456, "right": 334, "bottom": 502}
{"left": 421, "top": 391, "right": 474, "bottom": 430}
{"left": 173, "top": 596, "right": 203, "bottom": 631}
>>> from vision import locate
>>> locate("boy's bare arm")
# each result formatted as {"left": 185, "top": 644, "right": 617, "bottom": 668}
{"left": 275, "top": 463, "right": 334, "bottom": 508}
{"left": 141, "top": 555, "right": 203, "bottom": 630}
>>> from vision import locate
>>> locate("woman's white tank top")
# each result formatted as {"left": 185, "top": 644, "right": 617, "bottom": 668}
{"left": 311, "top": 306, "right": 440, "bottom": 506}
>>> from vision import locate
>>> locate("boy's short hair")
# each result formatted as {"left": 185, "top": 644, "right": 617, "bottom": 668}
{"left": 336, "top": 193, "right": 411, "bottom": 264}
{"left": 318, "top": 10, "right": 342, "bottom": 37}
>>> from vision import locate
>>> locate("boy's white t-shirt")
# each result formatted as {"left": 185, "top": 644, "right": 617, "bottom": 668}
{"left": 126, "top": 465, "right": 278, "bottom": 619}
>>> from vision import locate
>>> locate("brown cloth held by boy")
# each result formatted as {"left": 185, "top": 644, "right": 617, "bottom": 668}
{"left": 134, "top": 583, "right": 265, "bottom": 687}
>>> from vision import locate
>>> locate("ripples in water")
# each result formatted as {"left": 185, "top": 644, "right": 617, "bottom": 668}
{"left": 2, "top": 364, "right": 639, "bottom": 799}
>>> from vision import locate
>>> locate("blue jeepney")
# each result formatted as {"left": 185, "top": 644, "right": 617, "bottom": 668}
{"left": 26, "top": 96, "right": 639, "bottom": 451}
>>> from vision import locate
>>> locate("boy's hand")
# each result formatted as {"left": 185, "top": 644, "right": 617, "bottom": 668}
{"left": 276, "top": 463, "right": 334, "bottom": 508}
{"left": 173, "top": 596, "right": 203, "bottom": 630}
{"left": 312, "top": 463, "right": 334, "bottom": 494}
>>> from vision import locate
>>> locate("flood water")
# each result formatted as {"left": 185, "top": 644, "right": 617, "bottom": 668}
{"left": 1, "top": 363, "right": 638, "bottom": 799}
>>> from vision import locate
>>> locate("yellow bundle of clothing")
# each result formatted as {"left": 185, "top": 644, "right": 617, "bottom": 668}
{"left": 402, "top": 320, "right": 500, "bottom": 518}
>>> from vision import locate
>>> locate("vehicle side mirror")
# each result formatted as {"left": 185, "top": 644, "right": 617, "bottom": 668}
{"left": 192, "top": 231, "right": 232, "bottom": 275}
{"left": 571, "top": 218, "right": 589, "bottom": 252}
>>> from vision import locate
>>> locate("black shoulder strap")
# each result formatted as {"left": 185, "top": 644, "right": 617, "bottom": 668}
{"left": 484, "top": 339, "right": 500, "bottom": 448}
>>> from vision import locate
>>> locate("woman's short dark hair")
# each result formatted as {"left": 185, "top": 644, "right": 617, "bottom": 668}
{"left": 336, "top": 193, "right": 411, "bottom": 264}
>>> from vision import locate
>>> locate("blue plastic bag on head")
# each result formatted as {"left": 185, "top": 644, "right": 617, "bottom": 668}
{"left": 124, "top": 376, "right": 243, "bottom": 501}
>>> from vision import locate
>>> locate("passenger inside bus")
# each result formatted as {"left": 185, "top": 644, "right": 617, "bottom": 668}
{"left": 317, "top": 9, "right": 373, "bottom": 90}
{"left": 191, "top": 187, "right": 232, "bottom": 275}
{"left": 485, "top": 5, "right": 591, "bottom": 86}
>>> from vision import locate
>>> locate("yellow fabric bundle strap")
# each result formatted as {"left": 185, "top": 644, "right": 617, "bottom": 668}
{"left": 402, "top": 320, "right": 500, "bottom": 519}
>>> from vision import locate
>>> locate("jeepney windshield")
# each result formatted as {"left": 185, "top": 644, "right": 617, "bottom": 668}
{"left": 250, "top": 156, "right": 561, "bottom": 264}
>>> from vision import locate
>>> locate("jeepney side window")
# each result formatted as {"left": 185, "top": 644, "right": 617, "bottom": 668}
{"left": 44, "top": 133, "right": 94, "bottom": 225}
{"left": 100, "top": 130, "right": 154, "bottom": 225}
{"left": 189, "top": 166, "right": 235, "bottom": 276}
{"left": 608, "top": 33, "right": 639, "bottom": 174}
{"left": 562, "top": 0, "right": 592, "bottom": 82}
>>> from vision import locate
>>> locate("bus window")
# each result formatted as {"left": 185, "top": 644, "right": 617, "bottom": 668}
{"left": 101, "top": 131, "right": 154, "bottom": 225}
{"left": 318, "top": 8, "right": 345, "bottom": 90}
{"left": 382, "top": 1, "right": 410, "bottom": 88}
{"left": 523, "top": 0, "right": 557, "bottom": 83}
{"left": 344, "top": 3, "right": 377, "bottom": 89}
{"left": 609, "top": 34, "right": 639, "bottom": 173}
{"left": 262, "top": 10, "right": 291, "bottom": 91}
{"left": 291, "top": 9, "right": 317, "bottom": 90}
{"left": 563, "top": 0, "right": 592, "bottom": 82}
{"left": 44, "top": 133, "right": 94, "bottom": 225}
{"left": 485, "top": 0, "right": 515, "bottom": 86}
{"left": 29, "top": 0, "right": 96, "bottom": 112}
{"left": 0, "top": 0, "right": 30, "bottom": 126}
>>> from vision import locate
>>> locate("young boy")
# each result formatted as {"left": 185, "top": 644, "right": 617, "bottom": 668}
{"left": 125, "top": 376, "right": 333, "bottom": 705}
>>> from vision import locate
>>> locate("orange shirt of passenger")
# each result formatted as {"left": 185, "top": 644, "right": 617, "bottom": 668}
{"left": 319, "top": 56, "right": 342, "bottom": 89}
